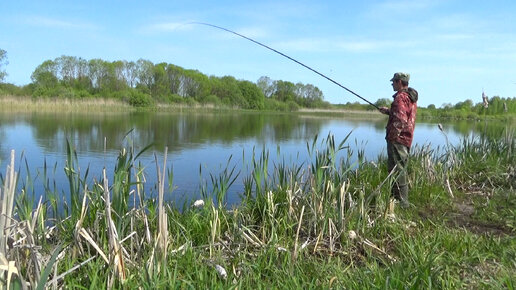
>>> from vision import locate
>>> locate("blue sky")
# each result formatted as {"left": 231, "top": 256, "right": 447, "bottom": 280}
{"left": 1, "top": 0, "right": 515, "bottom": 107}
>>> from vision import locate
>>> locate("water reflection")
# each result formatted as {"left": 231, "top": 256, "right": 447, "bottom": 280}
{"left": 0, "top": 111, "right": 513, "bottom": 206}
{"left": 0, "top": 111, "right": 329, "bottom": 154}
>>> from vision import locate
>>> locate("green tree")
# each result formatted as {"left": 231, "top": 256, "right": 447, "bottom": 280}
{"left": 273, "top": 80, "right": 296, "bottom": 102}
{"left": 122, "top": 61, "right": 138, "bottom": 88}
{"left": 182, "top": 69, "right": 209, "bottom": 100}
{"left": 136, "top": 59, "right": 154, "bottom": 90}
{"left": 295, "top": 83, "right": 324, "bottom": 107}
{"left": 31, "top": 60, "right": 60, "bottom": 96}
{"left": 213, "top": 76, "right": 246, "bottom": 106}
{"left": 165, "top": 64, "right": 183, "bottom": 95}
{"left": 0, "top": 49, "right": 8, "bottom": 82}
{"left": 238, "top": 80, "right": 264, "bottom": 109}
{"left": 111, "top": 60, "right": 126, "bottom": 91}
{"left": 74, "top": 57, "right": 91, "bottom": 91}
{"left": 257, "top": 76, "right": 275, "bottom": 98}
{"left": 454, "top": 99, "right": 473, "bottom": 111}
{"left": 151, "top": 62, "right": 169, "bottom": 98}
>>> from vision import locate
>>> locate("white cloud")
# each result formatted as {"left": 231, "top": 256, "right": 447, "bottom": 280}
{"left": 23, "top": 16, "right": 97, "bottom": 30}
{"left": 140, "top": 22, "right": 195, "bottom": 34}
{"left": 273, "top": 37, "right": 418, "bottom": 53}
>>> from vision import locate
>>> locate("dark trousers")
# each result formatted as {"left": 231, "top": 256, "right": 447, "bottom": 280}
{"left": 387, "top": 142, "right": 409, "bottom": 206}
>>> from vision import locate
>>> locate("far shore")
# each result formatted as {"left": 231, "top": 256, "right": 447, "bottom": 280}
{"left": 0, "top": 95, "right": 385, "bottom": 117}
{"left": 1, "top": 95, "right": 514, "bottom": 122}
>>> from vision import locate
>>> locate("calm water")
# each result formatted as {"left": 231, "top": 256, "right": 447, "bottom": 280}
{"left": 0, "top": 111, "right": 512, "bottom": 206}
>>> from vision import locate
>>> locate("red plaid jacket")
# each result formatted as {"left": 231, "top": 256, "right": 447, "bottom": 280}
{"left": 386, "top": 88, "right": 418, "bottom": 147}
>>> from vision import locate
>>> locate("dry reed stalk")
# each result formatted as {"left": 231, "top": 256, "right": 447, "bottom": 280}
{"left": 0, "top": 259, "right": 18, "bottom": 289}
{"left": 292, "top": 205, "right": 305, "bottom": 261}
{"left": 78, "top": 229, "right": 109, "bottom": 263}
{"left": 445, "top": 178, "right": 454, "bottom": 198}
{"left": 339, "top": 182, "right": 348, "bottom": 227}
{"left": 328, "top": 218, "right": 336, "bottom": 255}
{"left": 240, "top": 227, "right": 263, "bottom": 247}
{"left": 74, "top": 184, "right": 110, "bottom": 265}
{"left": 384, "top": 199, "right": 396, "bottom": 219}
{"left": 74, "top": 189, "right": 89, "bottom": 255}
{"left": 361, "top": 238, "right": 397, "bottom": 263}
{"left": 135, "top": 172, "right": 151, "bottom": 244}
{"left": 46, "top": 256, "right": 95, "bottom": 286}
{"left": 103, "top": 169, "right": 126, "bottom": 282}
{"left": 287, "top": 183, "right": 301, "bottom": 218}
{"left": 313, "top": 231, "right": 323, "bottom": 254}
{"left": 16, "top": 196, "right": 45, "bottom": 283}
{"left": 30, "top": 196, "right": 43, "bottom": 235}
{"left": 0, "top": 150, "right": 18, "bottom": 288}
{"left": 1, "top": 150, "right": 17, "bottom": 254}
{"left": 287, "top": 189, "right": 293, "bottom": 217}
{"left": 156, "top": 147, "right": 169, "bottom": 261}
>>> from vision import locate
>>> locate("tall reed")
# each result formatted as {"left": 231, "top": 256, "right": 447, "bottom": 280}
{"left": 1, "top": 129, "right": 514, "bottom": 288}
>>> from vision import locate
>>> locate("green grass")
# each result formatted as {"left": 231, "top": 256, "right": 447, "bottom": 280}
{"left": 1, "top": 130, "right": 515, "bottom": 288}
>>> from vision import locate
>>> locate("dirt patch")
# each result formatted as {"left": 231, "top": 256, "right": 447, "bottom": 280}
{"left": 417, "top": 201, "right": 513, "bottom": 237}
{"left": 447, "top": 201, "right": 512, "bottom": 236}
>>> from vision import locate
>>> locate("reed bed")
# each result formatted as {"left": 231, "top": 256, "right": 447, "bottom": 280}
{"left": 0, "top": 96, "right": 131, "bottom": 113}
{"left": 1, "top": 131, "right": 515, "bottom": 288}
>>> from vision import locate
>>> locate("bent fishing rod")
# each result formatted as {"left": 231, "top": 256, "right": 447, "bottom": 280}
{"left": 189, "top": 22, "right": 380, "bottom": 111}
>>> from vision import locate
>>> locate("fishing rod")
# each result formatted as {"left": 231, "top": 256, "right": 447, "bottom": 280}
{"left": 189, "top": 22, "right": 380, "bottom": 111}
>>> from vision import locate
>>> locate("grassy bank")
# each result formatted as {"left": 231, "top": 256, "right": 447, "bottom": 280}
{"left": 1, "top": 129, "right": 515, "bottom": 288}
{"left": 2, "top": 94, "right": 516, "bottom": 123}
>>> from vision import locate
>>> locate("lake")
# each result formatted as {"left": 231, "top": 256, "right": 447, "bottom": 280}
{"left": 0, "top": 110, "right": 512, "bottom": 206}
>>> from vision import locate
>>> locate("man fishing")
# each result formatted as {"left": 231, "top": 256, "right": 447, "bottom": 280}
{"left": 379, "top": 72, "right": 418, "bottom": 208}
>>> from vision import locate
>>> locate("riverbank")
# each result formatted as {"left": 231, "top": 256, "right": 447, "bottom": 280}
{"left": 3, "top": 95, "right": 516, "bottom": 123}
{"left": 0, "top": 95, "right": 386, "bottom": 119}
{"left": 1, "top": 129, "right": 514, "bottom": 288}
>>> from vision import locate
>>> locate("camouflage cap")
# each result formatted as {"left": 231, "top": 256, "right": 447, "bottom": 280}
{"left": 390, "top": 72, "right": 410, "bottom": 82}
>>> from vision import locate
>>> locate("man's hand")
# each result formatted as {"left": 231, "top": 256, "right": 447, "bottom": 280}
{"left": 379, "top": 107, "right": 390, "bottom": 115}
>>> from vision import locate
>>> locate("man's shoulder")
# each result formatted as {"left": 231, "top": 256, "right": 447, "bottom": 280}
{"left": 394, "top": 90, "right": 410, "bottom": 101}
{"left": 397, "top": 89, "right": 418, "bottom": 103}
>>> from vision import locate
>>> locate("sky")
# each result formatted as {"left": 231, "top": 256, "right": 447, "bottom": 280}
{"left": 1, "top": 0, "right": 515, "bottom": 107}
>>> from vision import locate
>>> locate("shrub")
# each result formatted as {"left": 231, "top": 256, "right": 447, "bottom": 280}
{"left": 286, "top": 100, "right": 300, "bottom": 111}
{"left": 128, "top": 91, "right": 154, "bottom": 107}
{"left": 76, "top": 89, "right": 92, "bottom": 98}
{"left": 184, "top": 97, "right": 198, "bottom": 106}
{"left": 264, "top": 98, "right": 287, "bottom": 111}
{"left": 200, "top": 94, "right": 221, "bottom": 106}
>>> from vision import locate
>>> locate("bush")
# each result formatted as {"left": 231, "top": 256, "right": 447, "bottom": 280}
{"left": 76, "top": 89, "right": 92, "bottom": 98}
{"left": 286, "top": 100, "right": 300, "bottom": 111}
{"left": 32, "top": 85, "right": 60, "bottom": 98}
{"left": 161, "top": 94, "right": 184, "bottom": 104}
{"left": 0, "top": 83, "right": 26, "bottom": 96}
{"left": 128, "top": 91, "right": 154, "bottom": 107}
{"left": 264, "top": 98, "right": 287, "bottom": 111}
{"left": 184, "top": 97, "right": 198, "bottom": 106}
{"left": 200, "top": 94, "right": 221, "bottom": 106}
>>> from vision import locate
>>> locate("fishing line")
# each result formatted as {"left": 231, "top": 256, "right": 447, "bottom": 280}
{"left": 188, "top": 22, "right": 380, "bottom": 111}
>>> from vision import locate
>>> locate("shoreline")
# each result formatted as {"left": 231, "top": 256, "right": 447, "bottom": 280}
{"left": 1, "top": 95, "right": 515, "bottom": 122}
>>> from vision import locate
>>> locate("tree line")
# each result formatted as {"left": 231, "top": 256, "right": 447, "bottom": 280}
{"left": 1, "top": 52, "right": 330, "bottom": 110}
{"left": 337, "top": 96, "right": 516, "bottom": 118}
{"left": 0, "top": 49, "right": 514, "bottom": 116}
